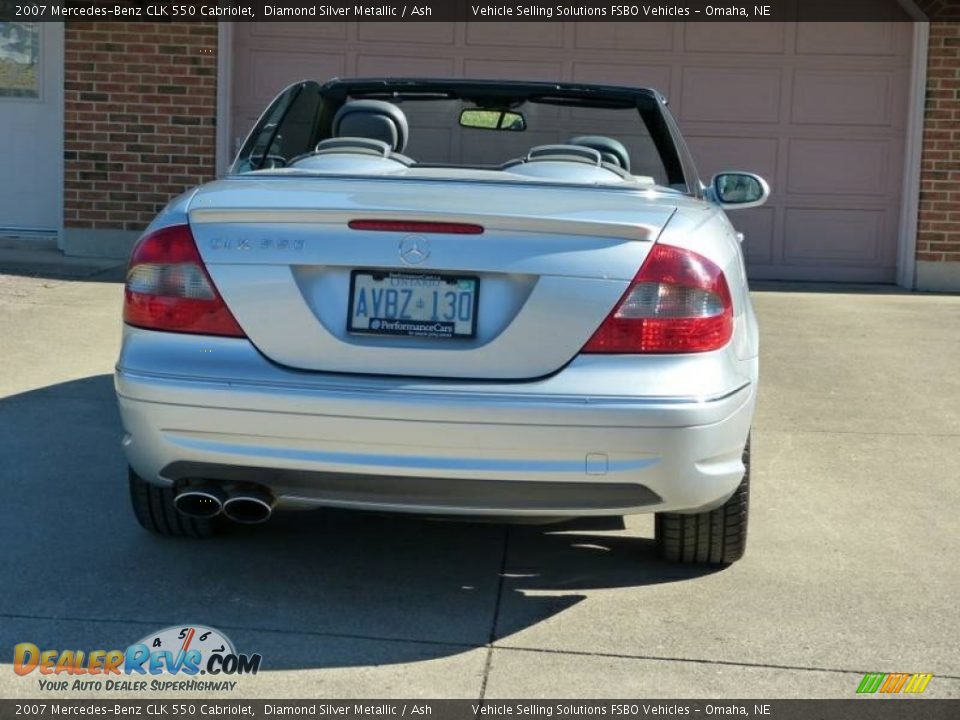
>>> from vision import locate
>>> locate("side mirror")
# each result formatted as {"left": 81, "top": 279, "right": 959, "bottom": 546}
{"left": 459, "top": 109, "right": 526, "bottom": 131}
{"left": 709, "top": 172, "right": 770, "bottom": 209}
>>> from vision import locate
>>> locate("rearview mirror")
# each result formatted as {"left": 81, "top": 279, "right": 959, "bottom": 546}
{"left": 459, "top": 109, "right": 526, "bottom": 131}
{"left": 710, "top": 172, "right": 769, "bottom": 209}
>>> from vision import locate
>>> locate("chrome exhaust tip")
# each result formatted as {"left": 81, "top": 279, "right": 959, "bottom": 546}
{"left": 174, "top": 485, "right": 225, "bottom": 519}
{"left": 222, "top": 489, "right": 274, "bottom": 525}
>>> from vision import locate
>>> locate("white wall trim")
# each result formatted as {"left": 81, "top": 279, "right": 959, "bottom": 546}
{"left": 896, "top": 19, "right": 929, "bottom": 289}
{"left": 215, "top": 22, "right": 233, "bottom": 178}
{"left": 52, "top": 22, "right": 65, "bottom": 250}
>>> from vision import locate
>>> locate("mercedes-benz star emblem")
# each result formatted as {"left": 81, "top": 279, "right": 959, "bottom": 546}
{"left": 399, "top": 236, "right": 430, "bottom": 265}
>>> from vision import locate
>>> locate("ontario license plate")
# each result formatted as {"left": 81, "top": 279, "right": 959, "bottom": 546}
{"left": 348, "top": 271, "right": 479, "bottom": 339}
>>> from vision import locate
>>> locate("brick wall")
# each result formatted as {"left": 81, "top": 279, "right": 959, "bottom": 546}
{"left": 63, "top": 22, "right": 217, "bottom": 233}
{"left": 916, "top": 21, "right": 960, "bottom": 271}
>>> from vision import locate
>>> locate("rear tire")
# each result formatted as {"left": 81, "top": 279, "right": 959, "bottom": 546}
{"left": 655, "top": 436, "right": 750, "bottom": 565}
{"left": 129, "top": 467, "right": 222, "bottom": 538}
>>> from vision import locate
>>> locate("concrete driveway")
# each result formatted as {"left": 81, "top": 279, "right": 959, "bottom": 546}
{"left": 0, "top": 262, "right": 958, "bottom": 699}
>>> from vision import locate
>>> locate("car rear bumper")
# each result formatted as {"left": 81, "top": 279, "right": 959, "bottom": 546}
{"left": 115, "top": 328, "right": 756, "bottom": 516}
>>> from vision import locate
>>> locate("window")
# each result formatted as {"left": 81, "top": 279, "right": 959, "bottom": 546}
{"left": 231, "top": 80, "right": 691, "bottom": 192}
{"left": 0, "top": 22, "right": 40, "bottom": 99}
{"left": 231, "top": 81, "right": 323, "bottom": 172}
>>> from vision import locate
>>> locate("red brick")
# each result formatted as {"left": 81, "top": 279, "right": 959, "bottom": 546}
{"left": 64, "top": 21, "right": 216, "bottom": 234}
{"left": 919, "top": 21, "right": 960, "bottom": 262}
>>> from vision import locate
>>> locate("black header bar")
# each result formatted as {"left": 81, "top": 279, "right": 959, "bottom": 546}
{"left": 1, "top": 0, "right": 957, "bottom": 22}
{"left": 0, "top": 701, "right": 959, "bottom": 720}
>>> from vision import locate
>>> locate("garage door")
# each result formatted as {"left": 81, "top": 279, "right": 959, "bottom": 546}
{"left": 231, "top": 11, "right": 913, "bottom": 282}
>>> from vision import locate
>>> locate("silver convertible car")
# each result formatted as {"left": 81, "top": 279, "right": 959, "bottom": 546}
{"left": 115, "top": 78, "right": 767, "bottom": 564}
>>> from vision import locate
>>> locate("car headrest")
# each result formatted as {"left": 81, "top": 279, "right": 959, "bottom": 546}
{"left": 568, "top": 135, "right": 631, "bottom": 173}
{"left": 333, "top": 100, "right": 409, "bottom": 153}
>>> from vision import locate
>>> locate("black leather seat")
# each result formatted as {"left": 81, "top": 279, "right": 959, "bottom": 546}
{"left": 332, "top": 100, "right": 410, "bottom": 154}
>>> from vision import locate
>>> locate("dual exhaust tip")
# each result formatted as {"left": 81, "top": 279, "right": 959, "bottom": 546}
{"left": 174, "top": 485, "right": 274, "bottom": 524}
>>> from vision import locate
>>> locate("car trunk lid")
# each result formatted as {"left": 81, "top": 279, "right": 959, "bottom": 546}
{"left": 188, "top": 175, "right": 677, "bottom": 380}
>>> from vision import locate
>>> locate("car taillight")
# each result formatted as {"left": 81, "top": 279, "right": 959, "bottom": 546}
{"left": 581, "top": 243, "right": 733, "bottom": 354}
{"left": 123, "top": 224, "right": 245, "bottom": 337}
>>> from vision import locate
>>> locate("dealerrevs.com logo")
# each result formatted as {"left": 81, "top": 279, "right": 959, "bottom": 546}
{"left": 13, "top": 625, "right": 261, "bottom": 693}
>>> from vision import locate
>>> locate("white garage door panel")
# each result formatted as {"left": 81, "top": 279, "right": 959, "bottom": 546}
{"left": 685, "top": 136, "right": 779, "bottom": 181}
{"left": 575, "top": 23, "right": 674, "bottom": 52}
{"left": 683, "top": 22, "right": 788, "bottom": 53}
{"left": 231, "top": 7, "right": 912, "bottom": 282}
{"left": 358, "top": 23, "right": 456, "bottom": 44}
{"left": 465, "top": 22, "right": 564, "bottom": 48}
{"left": 791, "top": 71, "right": 899, "bottom": 126}
{"left": 462, "top": 58, "right": 563, "bottom": 81}
{"left": 249, "top": 22, "right": 349, "bottom": 40}
{"left": 248, "top": 51, "right": 345, "bottom": 98}
{"left": 784, "top": 209, "right": 887, "bottom": 263}
{"left": 736, "top": 209, "right": 776, "bottom": 265}
{"left": 786, "top": 140, "right": 895, "bottom": 196}
{"left": 796, "top": 22, "right": 900, "bottom": 55}
{"left": 356, "top": 54, "right": 455, "bottom": 77}
{"left": 680, "top": 67, "right": 783, "bottom": 123}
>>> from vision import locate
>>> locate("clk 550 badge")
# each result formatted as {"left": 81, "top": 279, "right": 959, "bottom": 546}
{"left": 209, "top": 238, "right": 304, "bottom": 251}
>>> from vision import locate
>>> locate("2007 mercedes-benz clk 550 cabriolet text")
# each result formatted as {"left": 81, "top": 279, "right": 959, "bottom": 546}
{"left": 115, "top": 78, "right": 767, "bottom": 564}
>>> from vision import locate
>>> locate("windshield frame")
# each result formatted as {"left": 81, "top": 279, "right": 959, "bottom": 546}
{"left": 231, "top": 78, "right": 701, "bottom": 197}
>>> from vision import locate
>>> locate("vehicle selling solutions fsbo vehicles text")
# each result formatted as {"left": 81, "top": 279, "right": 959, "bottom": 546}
{"left": 469, "top": 5, "right": 770, "bottom": 17}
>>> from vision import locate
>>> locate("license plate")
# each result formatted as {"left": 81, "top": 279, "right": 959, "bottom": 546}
{"left": 348, "top": 271, "right": 479, "bottom": 339}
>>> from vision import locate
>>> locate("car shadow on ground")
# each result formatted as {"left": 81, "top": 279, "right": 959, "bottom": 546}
{"left": 0, "top": 255, "right": 126, "bottom": 283}
{"left": 0, "top": 374, "right": 719, "bottom": 670}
